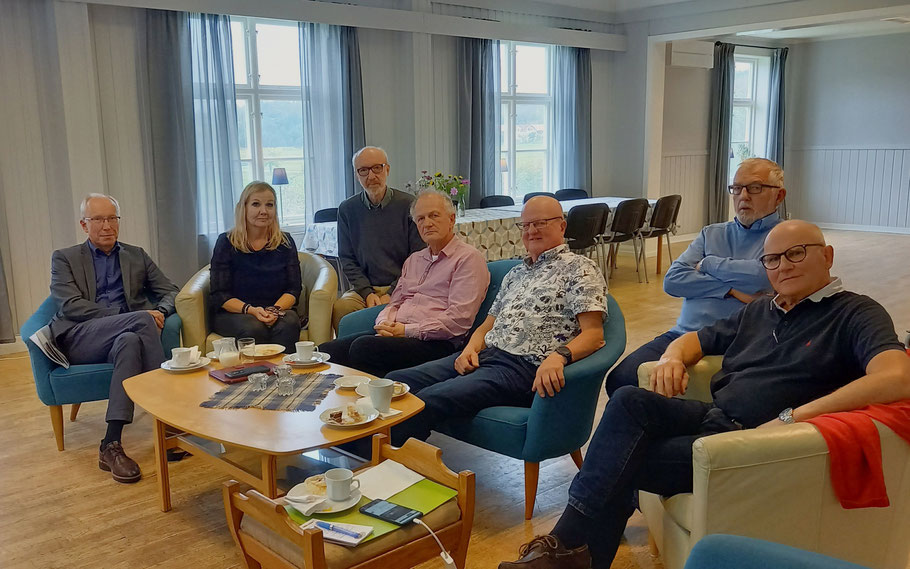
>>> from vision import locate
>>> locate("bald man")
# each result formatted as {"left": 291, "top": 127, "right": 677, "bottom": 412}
{"left": 387, "top": 196, "right": 609, "bottom": 446}
{"left": 502, "top": 220, "right": 910, "bottom": 569}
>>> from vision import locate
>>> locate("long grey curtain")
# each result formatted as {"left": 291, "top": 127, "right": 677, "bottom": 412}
{"left": 552, "top": 46, "right": 592, "bottom": 192}
{"left": 137, "top": 9, "right": 199, "bottom": 284}
{"left": 299, "top": 23, "right": 365, "bottom": 220}
{"left": 189, "top": 13, "right": 242, "bottom": 262}
{"left": 767, "top": 46, "right": 789, "bottom": 220}
{"left": 457, "top": 38, "right": 501, "bottom": 207}
{"left": 0, "top": 247, "right": 13, "bottom": 343}
{"left": 706, "top": 42, "right": 735, "bottom": 224}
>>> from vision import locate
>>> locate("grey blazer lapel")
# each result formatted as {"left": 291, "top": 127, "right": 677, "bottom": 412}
{"left": 80, "top": 242, "right": 96, "bottom": 302}
{"left": 119, "top": 246, "right": 133, "bottom": 304}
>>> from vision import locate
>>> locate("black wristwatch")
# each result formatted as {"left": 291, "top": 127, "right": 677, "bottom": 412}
{"left": 555, "top": 346, "right": 572, "bottom": 365}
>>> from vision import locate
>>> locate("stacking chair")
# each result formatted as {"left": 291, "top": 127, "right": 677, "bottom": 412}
{"left": 637, "top": 194, "right": 681, "bottom": 275}
{"left": 565, "top": 203, "right": 609, "bottom": 269}
{"left": 479, "top": 195, "right": 514, "bottom": 208}
{"left": 223, "top": 435, "right": 475, "bottom": 569}
{"left": 554, "top": 188, "right": 589, "bottom": 201}
{"left": 21, "top": 297, "right": 181, "bottom": 451}
{"left": 313, "top": 208, "right": 338, "bottom": 223}
{"left": 598, "top": 197, "right": 650, "bottom": 283}
{"left": 522, "top": 191, "right": 556, "bottom": 203}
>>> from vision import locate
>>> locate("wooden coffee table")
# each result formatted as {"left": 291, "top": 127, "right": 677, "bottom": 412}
{"left": 123, "top": 359, "right": 423, "bottom": 511}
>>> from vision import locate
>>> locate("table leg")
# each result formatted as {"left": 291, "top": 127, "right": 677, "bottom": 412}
{"left": 261, "top": 454, "right": 278, "bottom": 498}
{"left": 154, "top": 419, "right": 172, "bottom": 512}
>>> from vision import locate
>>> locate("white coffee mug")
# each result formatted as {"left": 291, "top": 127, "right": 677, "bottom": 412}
{"left": 368, "top": 378, "right": 394, "bottom": 413}
{"left": 324, "top": 468, "right": 360, "bottom": 502}
{"left": 295, "top": 341, "right": 315, "bottom": 361}
{"left": 172, "top": 347, "right": 194, "bottom": 367}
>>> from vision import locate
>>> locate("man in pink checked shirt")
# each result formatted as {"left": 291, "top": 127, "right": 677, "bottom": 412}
{"left": 319, "top": 189, "right": 490, "bottom": 377}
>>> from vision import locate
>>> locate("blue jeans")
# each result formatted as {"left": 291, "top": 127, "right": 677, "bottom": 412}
{"left": 604, "top": 330, "right": 680, "bottom": 396}
{"left": 387, "top": 347, "right": 538, "bottom": 446}
{"left": 319, "top": 332, "right": 457, "bottom": 378}
{"left": 566, "top": 386, "right": 741, "bottom": 567}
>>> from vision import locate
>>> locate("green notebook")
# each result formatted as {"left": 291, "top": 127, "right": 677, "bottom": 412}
{"left": 285, "top": 479, "right": 458, "bottom": 542}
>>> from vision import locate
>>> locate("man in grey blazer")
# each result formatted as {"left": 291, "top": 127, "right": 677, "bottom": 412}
{"left": 50, "top": 194, "right": 178, "bottom": 483}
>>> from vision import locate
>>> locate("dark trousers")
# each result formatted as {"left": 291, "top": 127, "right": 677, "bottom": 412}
{"left": 319, "top": 332, "right": 457, "bottom": 378}
{"left": 58, "top": 311, "right": 165, "bottom": 423}
{"left": 604, "top": 330, "right": 680, "bottom": 396}
{"left": 386, "top": 347, "right": 538, "bottom": 446}
{"left": 211, "top": 310, "right": 301, "bottom": 353}
{"left": 565, "top": 386, "right": 741, "bottom": 568}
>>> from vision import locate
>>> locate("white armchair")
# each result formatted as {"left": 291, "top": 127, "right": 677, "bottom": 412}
{"left": 637, "top": 358, "right": 910, "bottom": 569}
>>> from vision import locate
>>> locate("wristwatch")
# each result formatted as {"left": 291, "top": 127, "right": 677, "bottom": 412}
{"left": 555, "top": 346, "right": 573, "bottom": 365}
{"left": 778, "top": 407, "right": 795, "bottom": 424}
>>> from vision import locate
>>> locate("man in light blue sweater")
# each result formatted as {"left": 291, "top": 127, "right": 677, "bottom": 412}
{"left": 604, "top": 158, "right": 787, "bottom": 395}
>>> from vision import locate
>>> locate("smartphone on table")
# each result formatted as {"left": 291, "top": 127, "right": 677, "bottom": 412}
{"left": 359, "top": 499, "right": 421, "bottom": 526}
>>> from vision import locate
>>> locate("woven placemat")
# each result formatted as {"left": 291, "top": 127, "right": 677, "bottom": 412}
{"left": 200, "top": 372, "right": 341, "bottom": 411}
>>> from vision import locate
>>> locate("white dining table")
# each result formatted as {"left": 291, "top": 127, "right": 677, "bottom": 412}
{"left": 300, "top": 196, "right": 655, "bottom": 262}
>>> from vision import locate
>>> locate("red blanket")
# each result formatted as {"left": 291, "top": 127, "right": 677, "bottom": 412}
{"left": 805, "top": 401, "right": 910, "bottom": 509}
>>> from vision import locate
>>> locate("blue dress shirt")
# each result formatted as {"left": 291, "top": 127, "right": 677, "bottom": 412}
{"left": 663, "top": 213, "right": 782, "bottom": 334}
{"left": 87, "top": 240, "right": 128, "bottom": 313}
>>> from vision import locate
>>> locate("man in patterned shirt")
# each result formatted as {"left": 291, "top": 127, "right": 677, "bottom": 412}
{"left": 387, "top": 196, "right": 608, "bottom": 445}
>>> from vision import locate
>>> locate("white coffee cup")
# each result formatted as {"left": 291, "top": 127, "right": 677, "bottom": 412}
{"left": 324, "top": 468, "right": 360, "bottom": 502}
{"left": 295, "top": 341, "right": 315, "bottom": 361}
{"left": 368, "top": 378, "right": 395, "bottom": 413}
{"left": 172, "top": 347, "right": 196, "bottom": 367}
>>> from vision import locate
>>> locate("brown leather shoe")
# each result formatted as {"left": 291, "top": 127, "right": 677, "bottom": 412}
{"left": 499, "top": 535, "right": 591, "bottom": 569}
{"left": 99, "top": 441, "right": 142, "bottom": 483}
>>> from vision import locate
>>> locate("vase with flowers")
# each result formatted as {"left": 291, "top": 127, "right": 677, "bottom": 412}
{"left": 416, "top": 171, "right": 470, "bottom": 216}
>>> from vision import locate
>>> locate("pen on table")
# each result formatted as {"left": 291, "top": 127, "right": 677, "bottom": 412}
{"left": 315, "top": 521, "right": 361, "bottom": 538}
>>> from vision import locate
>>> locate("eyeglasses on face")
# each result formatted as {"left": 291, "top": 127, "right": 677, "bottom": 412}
{"left": 356, "top": 163, "right": 387, "bottom": 177}
{"left": 759, "top": 243, "right": 825, "bottom": 270}
{"left": 727, "top": 183, "right": 781, "bottom": 195}
{"left": 515, "top": 217, "right": 563, "bottom": 232}
{"left": 83, "top": 216, "right": 121, "bottom": 226}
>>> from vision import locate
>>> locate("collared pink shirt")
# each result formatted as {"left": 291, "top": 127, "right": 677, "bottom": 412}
{"left": 376, "top": 237, "right": 490, "bottom": 341}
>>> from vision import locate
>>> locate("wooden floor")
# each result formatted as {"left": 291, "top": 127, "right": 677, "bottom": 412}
{"left": 1, "top": 229, "right": 908, "bottom": 569}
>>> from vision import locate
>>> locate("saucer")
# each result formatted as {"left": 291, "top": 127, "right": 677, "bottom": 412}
{"left": 286, "top": 489, "right": 362, "bottom": 514}
{"left": 160, "top": 357, "right": 211, "bottom": 373}
{"left": 355, "top": 381, "right": 410, "bottom": 399}
{"left": 333, "top": 375, "right": 371, "bottom": 389}
{"left": 283, "top": 352, "right": 331, "bottom": 367}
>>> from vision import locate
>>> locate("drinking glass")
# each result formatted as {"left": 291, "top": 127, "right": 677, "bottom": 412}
{"left": 277, "top": 376, "right": 295, "bottom": 396}
{"left": 238, "top": 337, "right": 256, "bottom": 364}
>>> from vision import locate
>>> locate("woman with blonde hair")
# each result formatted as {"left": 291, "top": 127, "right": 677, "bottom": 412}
{"left": 209, "top": 181, "right": 302, "bottom": 351}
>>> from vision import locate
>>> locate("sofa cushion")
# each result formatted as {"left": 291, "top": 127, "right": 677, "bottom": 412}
{"left": 661, "top": 492, "right": 693, "bottom": 532}
{"left": 239, "top": 499, "right": 461, "bottom": 569}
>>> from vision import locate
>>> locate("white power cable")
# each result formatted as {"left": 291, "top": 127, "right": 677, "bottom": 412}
{"left": 413, "top": 518, "right": 456, "bottom": 569}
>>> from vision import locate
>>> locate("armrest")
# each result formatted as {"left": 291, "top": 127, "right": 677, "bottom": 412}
{"left": 175, "top": 266, "right": 210, "bottom": 351}
{"left": 299, "top": 253, "right": 338, "bottom": 346}
{"left": 337, "top": 304, "right": 385, "bottom": 338}
{"left": 687, "top": 423, "right": 832, "bottom": 542}
{"left": 161, "top": 313, "right": 182, "bottom": 357}
{"left": 637, "top": 356, "right": 722, "bottom": 403}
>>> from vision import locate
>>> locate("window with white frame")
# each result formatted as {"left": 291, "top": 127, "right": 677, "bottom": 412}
{"left": 729, "top": 53, "right": 772, "bottom": 181}
{"left": 499, "top": 42, "right": 553, "bottom": 199}
{"left": 230, "top": 17, "right": 307, "bottom": 226}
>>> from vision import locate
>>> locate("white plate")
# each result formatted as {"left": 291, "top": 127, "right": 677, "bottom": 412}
{"left": 160, "top": 357, "right": 211, "bottom": 373}
{"left": 319, "top": 404, "right": 379, "bottom": 428}
{"left": 354, "top": 381, "right": 410, "bottom": 399}
{"left": 286, "top": 489, "right": 362, "bottom": 514}
{"left": 283, "top": 352, "right": 331, "bottom": 367}
{"left": 333, "top": 375, "right": 371, "bottom": 389}
{"left": 248, "top": 343, "right": 286, "bottom": 359}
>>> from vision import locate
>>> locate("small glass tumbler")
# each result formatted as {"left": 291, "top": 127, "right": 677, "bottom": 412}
{"left": 238, "top": 337, "right": 256, "bottom": 364}
{"left": 277, "top": 375, "right": 295, "bottom": 396}
{"left": 248, "top": 372, "right": 270, "bottom": 392}
{"left": 275, "top": 364, "right": 293, "bottom": 379}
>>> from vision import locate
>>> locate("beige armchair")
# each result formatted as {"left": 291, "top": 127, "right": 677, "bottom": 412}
{"left": 177, "top": 252, "right": 337, "bottom": 352}
{"left": 637, "top": 358, "right": 910, "bottom": 569}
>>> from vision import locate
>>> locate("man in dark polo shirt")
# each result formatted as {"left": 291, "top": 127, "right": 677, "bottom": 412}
{"left": 332, "top": 146, "right": 424, "bottom": 332}
{"left": 500, "top": 220, "right": 910, "bottom": 569}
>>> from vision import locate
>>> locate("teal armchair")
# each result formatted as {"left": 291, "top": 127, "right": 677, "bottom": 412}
{"left": 20, "top": 296, "right": 181, "bottom": 451}
{"left": 337, "top": 259, "right": 627, "bottom": 519}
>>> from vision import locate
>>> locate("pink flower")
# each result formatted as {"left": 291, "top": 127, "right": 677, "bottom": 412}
{"left": 462, "top": 179, "right": 470, "bottom": 185}
{"left": 450, "top": 188, "right": 458, "bottom": 196}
